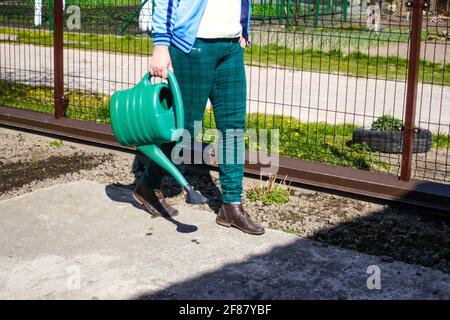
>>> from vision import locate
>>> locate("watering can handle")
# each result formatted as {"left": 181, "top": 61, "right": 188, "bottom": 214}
{"left": 142, "top": 71, "right": 184, "bottom": 130}
{"left": 167, "top": 71, "right": 184, "bottom": 130}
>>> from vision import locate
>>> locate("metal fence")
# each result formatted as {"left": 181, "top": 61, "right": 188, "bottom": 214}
{"left": 0, "top": 0, "right": 449, "bottom": 206}
{"left": 251, "top": 0, "right": 348, "bottom": 26}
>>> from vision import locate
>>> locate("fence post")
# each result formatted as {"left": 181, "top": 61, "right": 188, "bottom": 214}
{"left": 314, "top": 0, "right": 320, "bottom": 28}
{"left": 343, "top": 0, "right": 348, "bottom": 21}
{"left": 400, "top": 0, "right": 425, "bottom": 181}
{"left": 53, "top": 0, "right": 64, "bottom": 119}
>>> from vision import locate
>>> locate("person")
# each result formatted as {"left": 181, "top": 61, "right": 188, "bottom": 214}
{"left": 133, "top": 0, "right": 265, "bottom": 235}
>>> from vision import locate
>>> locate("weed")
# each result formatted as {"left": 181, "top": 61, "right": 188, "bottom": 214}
{"left": 49, "top": 139, "right": 64, "bottom": 148}
{"left": 247, "top": 175, "right": 291, "bottom": 204}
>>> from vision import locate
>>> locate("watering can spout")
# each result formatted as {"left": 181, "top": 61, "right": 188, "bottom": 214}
{"left": 183, "top": 184, "right": 209, "bottom": 205}
{"left": 137, "top": 145, "right": 208, "bottom": 204}
{"left": 137, "top": 145, "right": 188, "bottom": 188}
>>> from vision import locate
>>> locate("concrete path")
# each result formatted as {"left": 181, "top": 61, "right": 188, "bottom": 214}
{"left": 1, "top": 180, "right": 449, "bottom": 300}
{"left": 1, "top": 43, "right": 449, "bottom": 132}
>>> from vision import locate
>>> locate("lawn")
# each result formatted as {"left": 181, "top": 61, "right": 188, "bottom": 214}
{"left": 0, "top": 27, "right": 152, "bottom": 55}
{"left": 2, "top": 80, "right": 448, "bottom": 173}
{"left": 203, "top": 108, "right": 392, "bottom": 172}
{"left": 23, "top": 0, "right": 142, "bottom": 8}
{"left": 0, "top": 80, "right": 109, "bottom": 123}
{"left": 279, "top": 24, "right": 419, "bottom": 49}
{"left": 246, "top": 44, "right": 450, "bottom": 85}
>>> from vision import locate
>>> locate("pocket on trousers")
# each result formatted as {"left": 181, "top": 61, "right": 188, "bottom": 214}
{"left": 190, "top": 46, "right": 203, "bottom": 55}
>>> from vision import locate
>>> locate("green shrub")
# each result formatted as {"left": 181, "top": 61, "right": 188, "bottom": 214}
{"left": 371, "top": 115, "right": 403, "bottom": 131}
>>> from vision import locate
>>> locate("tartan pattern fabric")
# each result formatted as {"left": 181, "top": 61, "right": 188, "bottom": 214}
{"left": 142, "top": 39, "right": 246, "bottom": 204}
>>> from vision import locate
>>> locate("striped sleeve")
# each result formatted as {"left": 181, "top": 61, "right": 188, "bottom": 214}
{"left": 151, "top": 0, "right": 178, "bottom": 46}
{"left": 240, "top": 0, "right": 251, "bottom": 42}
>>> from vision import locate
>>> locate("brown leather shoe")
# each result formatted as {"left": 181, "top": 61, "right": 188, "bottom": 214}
{"left": 133, "top": 183, "right": 179, "bottom": 217}
{"left": 216, "top": 203, "right": 265, "bottom": 235}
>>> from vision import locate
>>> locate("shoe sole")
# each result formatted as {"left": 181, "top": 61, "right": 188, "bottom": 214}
{"left": 216, "top": 217, "right": 265, "bottom": 235}
{"left": 133, "top": 192, "right": 179, "bottom": 217}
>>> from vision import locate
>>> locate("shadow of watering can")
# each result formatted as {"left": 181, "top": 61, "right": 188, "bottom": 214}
{"left": 109, "top": 71, "right": 208, "bottom": 204}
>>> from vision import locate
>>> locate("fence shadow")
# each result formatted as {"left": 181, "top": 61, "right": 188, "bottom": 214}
{"left": 130, "top": 181, "right": 450, "bottom": 300}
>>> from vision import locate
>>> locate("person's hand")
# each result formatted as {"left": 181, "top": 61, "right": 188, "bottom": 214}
{"left": 150, "top": 45, "right": 173, "bottom": 79}
{"left": 239, "top": 36, "right": 248, "bottom": 48}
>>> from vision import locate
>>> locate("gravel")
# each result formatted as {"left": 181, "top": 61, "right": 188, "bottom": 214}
{"left": 376, "top": 148, "right": 450, "bottom": 184}
{"left": 1, "top": 126, "right": 449, "bottom": 274}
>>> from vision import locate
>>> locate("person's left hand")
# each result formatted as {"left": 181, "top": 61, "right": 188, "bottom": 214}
{"left": 239, "top": 36, "right": 248, "bottom": 48}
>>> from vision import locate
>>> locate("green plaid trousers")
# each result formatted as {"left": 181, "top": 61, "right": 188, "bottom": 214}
{"left": 142, "top": 38, "right": 246, "bottom": 204}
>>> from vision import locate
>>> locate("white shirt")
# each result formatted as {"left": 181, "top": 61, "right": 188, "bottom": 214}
{"left": 196, "top": 0, "right": 242, "bottom": 39}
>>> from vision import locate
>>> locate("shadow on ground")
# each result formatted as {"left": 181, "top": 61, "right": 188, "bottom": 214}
{"left": 102, "top": 149, "right": 450, "bottom": 299}
{"left": 130, "top": 180, "right": 450, "bottom": 300}
{"left": 104, "top": 151, "right": 223, "bottom": 233}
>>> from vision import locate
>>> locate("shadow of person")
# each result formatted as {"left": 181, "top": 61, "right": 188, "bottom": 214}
{"left": 104, "top": 182, "right": 198, "bottom": 234}
{"left": 104, "top": 146, "right": 223, "bottom": 233}
{"left": 179, "top": 165, "right": 223, "bottom": 214}
{"left": 133, "top": 141, "right": 223, "bottom": 214}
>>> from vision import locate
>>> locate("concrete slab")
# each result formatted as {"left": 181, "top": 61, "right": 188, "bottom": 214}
{"left": 0, "top": 180, "right": 449, "bottom": 300}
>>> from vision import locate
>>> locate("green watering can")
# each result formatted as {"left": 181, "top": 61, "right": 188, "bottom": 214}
{"left": 110, "top": 71, "right": 208, "bottom": 204}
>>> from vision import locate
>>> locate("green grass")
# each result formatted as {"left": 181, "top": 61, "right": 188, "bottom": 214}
{"left": 203, "top": 109, "right": 392, "bottom": 172}
{"left": 282, "top": 25, "right": 415, "bottom": 50}
{"left": 433, "top": 133, "right": 450, "bottom": 149}
{"left": 0, "top": 27, "right": 152, "bottom": 54}
{"left": 0, "top": 80, "right": 110, "bottom": 123}
{"left": 251, "top": 3, "right": 346, "bottom": 18}
{"left": 2, "top": 27, "right": 447, "bottom": 84}
{"left": 247, "top": 186, "right": 290, "bottom": 204}
{"left": 246, "top": 44, "right": 450, "bottom": 85}
{"left": 23, "top": 0, "right": 141, "bottom": 8}
{"left": 250, "top": 28, "right": 413, "bottom": 54}
{"left": 70, "top": 0, "right": 141, "bottom": 6}
{"left": 49, "top": 139, "right": 64, "bottom": 148}
{"left": 251, "top": 5, "right": 422, "bottom": 49}
{"left": 251, "top": 4, "right": 281, "bottom": 18}
{"left": 0, "top": 80, "right": 447, "bottom": 172}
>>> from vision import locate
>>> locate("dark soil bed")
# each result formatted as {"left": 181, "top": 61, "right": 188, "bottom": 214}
{"left": 0, "top": 153, "right": 112, "bottom": 194}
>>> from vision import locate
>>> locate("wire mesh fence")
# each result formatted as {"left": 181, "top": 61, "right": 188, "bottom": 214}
{"left": 413, "top": 2, "right": 450, "bottom": 182}
{"left": 0, "top": 0, "right": 449, "bottom": 183}
{"left": 251, "top": 0, "right": 348, "bottom": 26}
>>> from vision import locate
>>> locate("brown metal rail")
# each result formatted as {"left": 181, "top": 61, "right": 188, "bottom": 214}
{"left": 1, "top": 106, "right": 449, "bottom": 213}
{"left": 0, "top": 106, "right": 118, "bottom": 146}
